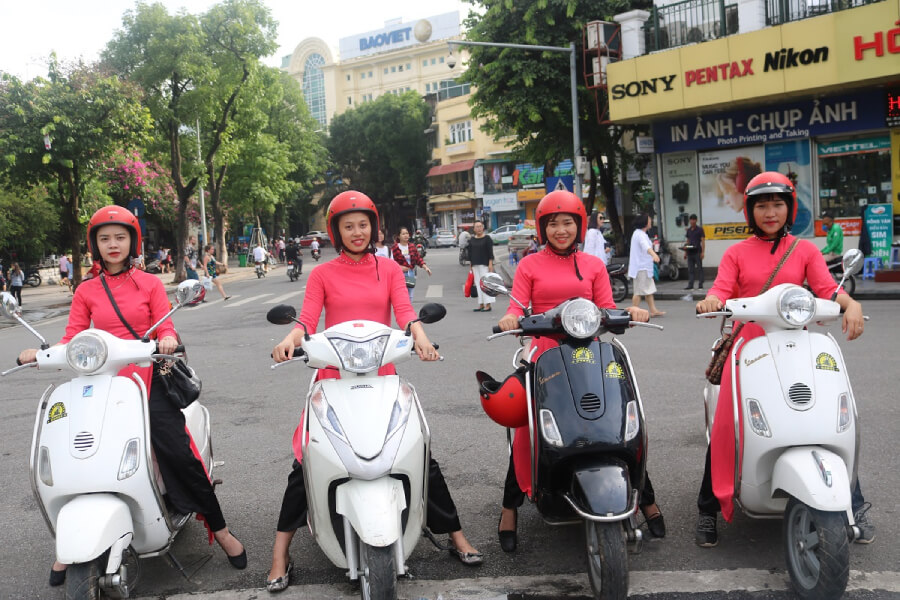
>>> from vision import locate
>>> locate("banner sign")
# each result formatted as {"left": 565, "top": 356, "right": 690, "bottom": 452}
{"left": 339, "top": 13, "right": 459, "bottom": 60}
{"left": 864, "top": 204, "right": 893, "bottom": 261}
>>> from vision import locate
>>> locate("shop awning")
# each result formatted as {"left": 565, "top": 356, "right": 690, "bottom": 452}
{"left": 427, "top": 159, "right": 476, "bottom": 177}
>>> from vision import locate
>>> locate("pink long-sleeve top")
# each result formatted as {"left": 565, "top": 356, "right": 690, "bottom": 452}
{"left": 507, "top": 247, "right": 615, "bottom": 316}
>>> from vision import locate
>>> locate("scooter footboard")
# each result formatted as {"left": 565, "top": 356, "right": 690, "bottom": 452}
{"left": 56, "top": 494, "right": 133, "bottom": 565}
{"left": 566, "top": 460, "right": 637, "bottom": 522}
{"left": 335, "top": 478, "right": 406, "bottom": 547}
{"left": 771, "top": 447, "right": 853, "bottom": 521}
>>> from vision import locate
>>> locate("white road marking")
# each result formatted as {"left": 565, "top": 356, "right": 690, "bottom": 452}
{"left": 425, "top": 284, "right": 442, "bottom": 298}
{"left": 265, "top": 290, "right": 305, "bottom": 304}
{"left": 224, "top": 293, "right": 272, "bottom": 307}
{"left": 183, "top": 298, "right": 224, "bottom": 311}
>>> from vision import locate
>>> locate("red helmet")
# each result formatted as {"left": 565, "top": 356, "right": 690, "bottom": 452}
{"left": 325, "top": 191, "right": 379, "bottom": 251}
{"left": 476, "top": 368, "right": 528, "bottom": 428}
{"left": 87, "top": 205, "right": 142, "bottom": 258}
{"left": 534, "top": 190, "right": 587, "bottom": 245}
{"left": 743, "top": 172, "right": 798, "bottom": 232}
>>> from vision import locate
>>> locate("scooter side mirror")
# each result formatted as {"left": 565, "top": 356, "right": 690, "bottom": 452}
{"left": 841, "top": 249, "right": 863, "bottom": 277}
{"left": 479, "top": 272, "right": 508, "bottom": 297}
{"left": 418, "top": 303, "right": 446, "bottom": 324}
{"left": 175, "top": 280, "right": 203, "bottom": 306}
{"left": 267, "top": 304, "right": 298, "bottom": 325}
{"left": 0, "top": 291, "right": 21, "bottom": 318}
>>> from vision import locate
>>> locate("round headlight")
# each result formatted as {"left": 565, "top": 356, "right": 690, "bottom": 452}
{"left": 560, "top": 298, "right": 602, "bottom": 339}
{"left": 66, "top": 331, "right": 109, "bottom": 374}
{"left": 778, "top": 287, "right": 816, "bottom": 327}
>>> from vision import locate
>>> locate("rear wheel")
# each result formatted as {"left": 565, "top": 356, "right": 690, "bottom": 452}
{"left": 585, "top": 521, "right": 628, "bottom": 600}
{"left": 26, "top": 272, "right": 42, "bottom": 287}
{"left": 610, "top": 275, "right": 628, "bottom": 302}
{"left": 65, "top": 558, "right": 102, "bottom": 600}
{"left": 359, "top": 543, "right": 396, "bottom": 600}
{"left": 784, "top": 497, "right": 849, "bottom": 600}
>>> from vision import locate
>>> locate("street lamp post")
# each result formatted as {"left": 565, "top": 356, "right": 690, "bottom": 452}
{"left": 195, "top": 119, "right": 208, "bottom": 248}
{"left": 447, "top": 39, "right": 583, "bottom": 199}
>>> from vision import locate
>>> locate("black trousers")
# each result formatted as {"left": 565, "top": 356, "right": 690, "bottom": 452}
{"left": 686, "top": 253, "right": 704, "bottom": 287}
{"left": 696, "top": 445, "right": 866, "bottom": 515}
{"left": 277, "top": 457, "right": 462, "bottom": 535}
{"left": 501, "top": 454, "right": 657, "bottom": 509}
{"left": 149, "top": 382, "right": 226, "bottom": 532}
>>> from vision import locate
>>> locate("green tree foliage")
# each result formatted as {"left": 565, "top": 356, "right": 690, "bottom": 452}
{"left": 0, "top": 59, "right": 152, "bottom": 283}
{"left": 461, "top": 0, "right": 648, "bottom": 249}
{"left": 0, "top": 186, "right": 61, "bottom": 265}
{"left": 327, "top": 92, "right": 431, "bottom": 230}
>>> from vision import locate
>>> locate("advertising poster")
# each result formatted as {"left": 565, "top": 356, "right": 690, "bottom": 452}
{"left": 698, "top": 146, "right": 765, "bottom": 239}
{"left": 764, "top": 140, "right": 813, "bottom": 237}
{"left": 661, "top": 152, "right": 699, "bottom": 241}
{"left": 864, "top": 204, "right": 893, "bottom": 262}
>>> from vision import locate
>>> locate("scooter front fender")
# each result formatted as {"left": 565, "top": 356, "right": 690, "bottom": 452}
{"left": 335, "top": 478, "right": 406, "bottom": 547}
{"left": 772, "top": 447, "right": 853, "bottom": 521}
{"left": 567, "top": 461, "right": 637, "bottom": 522}
{"left": 56, "top": 493, "right": 133, "bottom": 565}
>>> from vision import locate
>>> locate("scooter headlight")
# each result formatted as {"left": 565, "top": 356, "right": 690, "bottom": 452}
{"left": 66, "top": 331, "right": 108, "bottom": 375}
{"left": 327, "top": 333, "right": 390, "bottom": 374}
{"left": 777, "top": 287, "right": 816, "bottom": 328}
{"left": 117, "top": 438, "right": 141, "bottom": 480}
{"left": 560, "top": 298, "right": 602, "bottom": 339}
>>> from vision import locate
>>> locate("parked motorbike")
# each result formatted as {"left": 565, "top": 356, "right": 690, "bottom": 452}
{"left": 0, "top": 280, "right": 215, "bottom": 600}
{"left": 458, "top": 246, "right": 469, "bottom": 266}
{"left": 25, "top": 266, "right": 42, "bottom": 287}
{"left": 415, "top": 243, "right": 427, "bottom": 259}
{"left": 287, "top": 259, "right": 302, "bottom": 282}
{"left": 699, "top": 249, "right": 865, "bottom": 600}
{"left": 478, "top": 273, "right": 662, "bottom": 600}
{"left": 607, "top": 262, "right": 629, "bottom": 303}
{"left": 266, "top": 303, "right": 446, "bottom": 600}
{"left": 144, "top": 259, "right": 162, "bottom": 274}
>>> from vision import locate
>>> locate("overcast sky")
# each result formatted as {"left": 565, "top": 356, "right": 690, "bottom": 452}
{"left": 0, "top": 0, "right": 471, "bottom": 79}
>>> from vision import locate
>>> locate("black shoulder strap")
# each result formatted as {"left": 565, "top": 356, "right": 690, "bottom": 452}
{"left": 100, "top": 274, "right": 140, "bottom": 339}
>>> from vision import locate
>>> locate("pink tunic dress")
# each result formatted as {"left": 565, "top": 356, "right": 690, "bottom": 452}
{"left": 505, "top": 248, "right": 615, "bottom": 496}
{"left": 707, "top": 235, "right": 839, "bottom": 521}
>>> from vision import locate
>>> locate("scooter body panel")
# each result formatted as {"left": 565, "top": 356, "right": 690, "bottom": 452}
{"left": 771, "top": 446, "right": 853, "bottom": 520}
{"left": 55, "top": 494, "right": 133, "bottom": 565}
{"left": 569, "top": 459, "right": 633, "bottom": 518}
{"left": 335, "top": 477, "right": 407, "bottom": 547}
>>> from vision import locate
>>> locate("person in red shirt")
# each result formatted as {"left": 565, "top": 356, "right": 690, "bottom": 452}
{"left": 266, "top": 191, "right": 481, "bottom": 593}
{"left": 17, "top": 206, "right": 245, "bottom": 589}
{"left": 493, "top": 191, "right": 663, "bottom": 553}
{"left": 391, "top": 226, "right": 431, "bottom": 302}
{"left": 693, "top": 172, "right": 871, "bottom": 547}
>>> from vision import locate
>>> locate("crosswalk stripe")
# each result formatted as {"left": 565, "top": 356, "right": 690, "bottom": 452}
{"left": 265, "top": 290, "right": 305, "bottom": 305}
{"left": 224, "top": 293, "right": 272, "bottom": 307}
{"left": 424, "top": 284, "right": 442, "bottom": 298}
{"left": 184, "top": 297, "right": 224, "bottom": 311}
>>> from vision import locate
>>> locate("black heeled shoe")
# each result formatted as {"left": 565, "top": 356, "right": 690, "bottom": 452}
{"left": 221, "top": 535, "right": 247, "bottom": 570}
{"left": 49, "top": 567, "right": 67, "bottom": 587}
{"left": 498, "top": 509, "right": 517, "bottom": 553}
{"left": 641, "top": 505, "right": 667, "bottom": 539}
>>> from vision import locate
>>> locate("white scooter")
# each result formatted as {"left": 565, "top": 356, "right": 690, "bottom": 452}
{"left": 267, "top": 303, "right": 445, "bottom": 600}
{"left": 0, "top": 281, "right": 213, "bottom": 600}
{"left": 699, "top": 249, "right": 865, "bottom": 600}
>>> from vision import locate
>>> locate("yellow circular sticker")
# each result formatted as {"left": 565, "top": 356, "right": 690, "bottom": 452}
{"left": 47, "top": 402, "right": 67, "bottom": 424}
{"left": 605, "top": 362, "right": 625, "bottom": 379}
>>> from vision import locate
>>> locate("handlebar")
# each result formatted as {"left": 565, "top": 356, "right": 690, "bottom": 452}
{"left": 492, "top": 325, "right": 502, "bottom": 334}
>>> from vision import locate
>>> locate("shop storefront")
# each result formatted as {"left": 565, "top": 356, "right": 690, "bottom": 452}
{"left": 607, "top": 0, "right": 899, "bottom": 266}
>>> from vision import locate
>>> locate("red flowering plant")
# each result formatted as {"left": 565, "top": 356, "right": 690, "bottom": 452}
{"left": 103, "top": 150, "right": 178, "bottom": 225}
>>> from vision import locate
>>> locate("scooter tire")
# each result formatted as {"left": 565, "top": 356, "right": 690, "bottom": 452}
{"left": 610, "top": 275, "right": 628, "bottom": 303}
{"left": 585, "top": 521, "right": 628, "bottom": 600}
{"left": 26, "top": 273, "right": 42, "bottom": 287}
{"left": 664, "top": 262, "right": 679, "bottom": 281}
{"left": 65, "top": 557, "right": 102, "bottom": 600}
{"left": 359, "top": 543, "right": 396, "bottom": 600}
{"left": 783, "top": 497, "right": 849, "bottom": 600}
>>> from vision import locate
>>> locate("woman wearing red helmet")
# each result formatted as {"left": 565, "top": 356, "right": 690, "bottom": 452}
{"left": 693, "top": 172, "right": 871, "bottom": 548}
{"left": 17, "top": 206, "right": 246, "bottom": 588}
{"left": 266, "top": 191, "right": 482, "bottom": 592}
{"left": 492, "top": 190, "right": 663, "bottom": 552}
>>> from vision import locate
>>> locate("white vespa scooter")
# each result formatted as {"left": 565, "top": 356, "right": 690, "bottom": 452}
{"left": 0, "top": 281, "right": 212, "bottom": 600}
{"left": 266, "top": 303, "right": 446, "bottom": 600}
{"left": 699, "top": 249, "right": 865, "bottom": 600}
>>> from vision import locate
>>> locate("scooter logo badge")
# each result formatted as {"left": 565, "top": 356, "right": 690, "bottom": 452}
{"left": 815, "top": 352, "right": 840, "bottom": 372}
{"left": 47, "top": 402, "right": 67, "bottom": 424}
{"left": 82, "top": 385, "right": 93, "bottom": 397}
{"left": 572, "top": 348, "right": 595, "bottom": 364}
{"left": 604, "top": 362, "right": 625, "bottom": 379}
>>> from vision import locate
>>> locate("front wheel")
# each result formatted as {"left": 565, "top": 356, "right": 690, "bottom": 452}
{"left": 585, "top": 521, "right": 628, "bottom": 600}
{"left": 610, "top": 275, "right": 628, "bottom": 303}
{"left": 65, "top": 558, "right": 102, "bottom": 600}
{"left": 783, "top": 497, "right": 849, "bottom": 600}
{"left": 26, "top": 273, "right": 42, "bottom": 287}
{"left": 664, "top": 261, "right": 679, "bottom": 281}
{"left": 359, "top": 543, "right": 396, "bottom": 600}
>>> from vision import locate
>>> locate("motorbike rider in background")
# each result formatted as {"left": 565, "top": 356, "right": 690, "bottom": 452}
{"left": 820, "top": 210, "right": 844, "bottom": 262}
{"left": 285, "top": 238, "right": 302, "bottom": 274}
{"left": 693, "top": 172, "right": 872, "bottom": 547}
{"left": 494, "top": 190, "right": 664, "bottom": 552}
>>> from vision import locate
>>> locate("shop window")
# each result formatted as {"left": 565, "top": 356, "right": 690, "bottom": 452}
{"left": 406, "top": 63, "right": 411, "bottom": 70}
{"left": 817, "top": 136, "right": 892, "bottom": 218}
{"left": 423, "top": 60, "right": 428, "bottom": 67}
{"left": 398, "top": 64, "right": 404, "bottom": 72}
{"left": 439, "top": 56, "right": 445, "bottom": 64}
{"left": 360, "top": 72, "right": 365, "bottom": 80}
{"left": 431, "top": 58, "right": 436, "bottom": 65}
{"left": 346, "top": 74, "right": 351, "bottom": 81}
{"left": 348, "top": 97, "right": 352, "bottom": 105}
{"left": 383, "top": 68, "right": 388, "bottom": 74}
{"left": 368, "top": 71, "right": 373, "bottom": 77}
{"left": 391, "top": 66, "right": 397, "bottom": 73}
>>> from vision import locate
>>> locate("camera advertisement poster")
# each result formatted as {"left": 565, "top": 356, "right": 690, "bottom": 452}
{"left": 765, "top": 140, "right": 813, "bottom": 238}
{"left": 662, "top": 152, "right": 699, "bottom": 237}
{"left": 698, "top": 146, "right": 765, "bottom": 239}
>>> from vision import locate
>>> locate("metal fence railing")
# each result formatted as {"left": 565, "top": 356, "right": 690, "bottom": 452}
{"left": 766, "top": 0, "right": 883, "bottom": 25}
{"left": 643, "top": 0, "right": 739, "bottom": 52}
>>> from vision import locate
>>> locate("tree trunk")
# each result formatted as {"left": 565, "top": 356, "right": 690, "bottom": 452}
{"left": 207, "top": 161, "right": 228, "bottom": 264}
{"left": 59, "top": 167, "right": 83, "bottom": 289}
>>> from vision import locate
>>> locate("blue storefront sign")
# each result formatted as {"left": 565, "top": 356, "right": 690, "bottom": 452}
{"left": 653, "top": 91, "right": 885, "bottom": 153}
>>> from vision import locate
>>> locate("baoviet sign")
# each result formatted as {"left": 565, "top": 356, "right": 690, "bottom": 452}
{"left": 608, "top": 1, "right": 900, "bottom": 122}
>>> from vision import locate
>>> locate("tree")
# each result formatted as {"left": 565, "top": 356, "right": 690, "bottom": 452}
{"left": 103, "top": 0, "right": 278, "bottom": 280}
{"left": 327, "top": 92, "right": 431, "bottom": 231}
{"left": 0, "top": 59, "right": 152, "bottom": 285}
{"left": 461, "top": 0, "right": 649, "bottom": 251}
{"left": 0, "top": 185, "right": 62, "bottom": 265}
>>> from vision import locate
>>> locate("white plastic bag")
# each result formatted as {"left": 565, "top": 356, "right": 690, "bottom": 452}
{"left": 200, "top": 276, "right": 213, "bottom": 291}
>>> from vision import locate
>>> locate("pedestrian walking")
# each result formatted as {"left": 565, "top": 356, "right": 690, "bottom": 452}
{"left": 628, "top": 213, "right": 665, "bottom": 317}
{"left": 467, "top": 220, "right": 495, "bottom": 312}
{"left": 391, "top": 227, "right": 431, "bottom": 303}
{"left": 65, "top": 255, "right": 75, "bottom": 292}
{"left": 184, "top": 236, "right": 199, "bottom": 279}
{"left": 8, "top": 262, "right": 24, "bottom": 306}
{"left": 374, "top": 229, "right": 390, "bottom": 258}
{"left": 583, "top": 211, "right": 610, "bottom": 265}
{"left": 202, "top": 244, "right": 231, "bottom": 301}
{"left": 58, "top": 254, "right": 70, "bottom": 289}
{"left": 683, "top": 214, "right": 706, "bottom": 289}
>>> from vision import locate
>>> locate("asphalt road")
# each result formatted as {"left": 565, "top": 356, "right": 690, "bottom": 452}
{"left": 0, "top": 248, "right": 897, "bottom": 599}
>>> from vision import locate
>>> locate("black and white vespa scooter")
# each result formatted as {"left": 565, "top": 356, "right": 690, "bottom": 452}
{"left": 1, "top": 281, "right": 212, "bottom": 600}
{"left": 266, "top": 303, "right": 446, "bottom": 600}
{"left": 699, "top": 249, "right": 866, "bottom": 600}
{"left": 478, "top": 273, "right": 662, "bottom": 600}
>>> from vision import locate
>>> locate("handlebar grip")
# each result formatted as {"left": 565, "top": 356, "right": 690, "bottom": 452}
{"left": 293, "top": 347, "right": 305, "bottom": 358}
{"left": 432, "top": 344, "right": 439, "bottom": 350}
{"left": 173, "top": 345, "right": 185, "bottom": 354}
{"left": 492, "top": 325, "right": 503, "bottom": 334}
